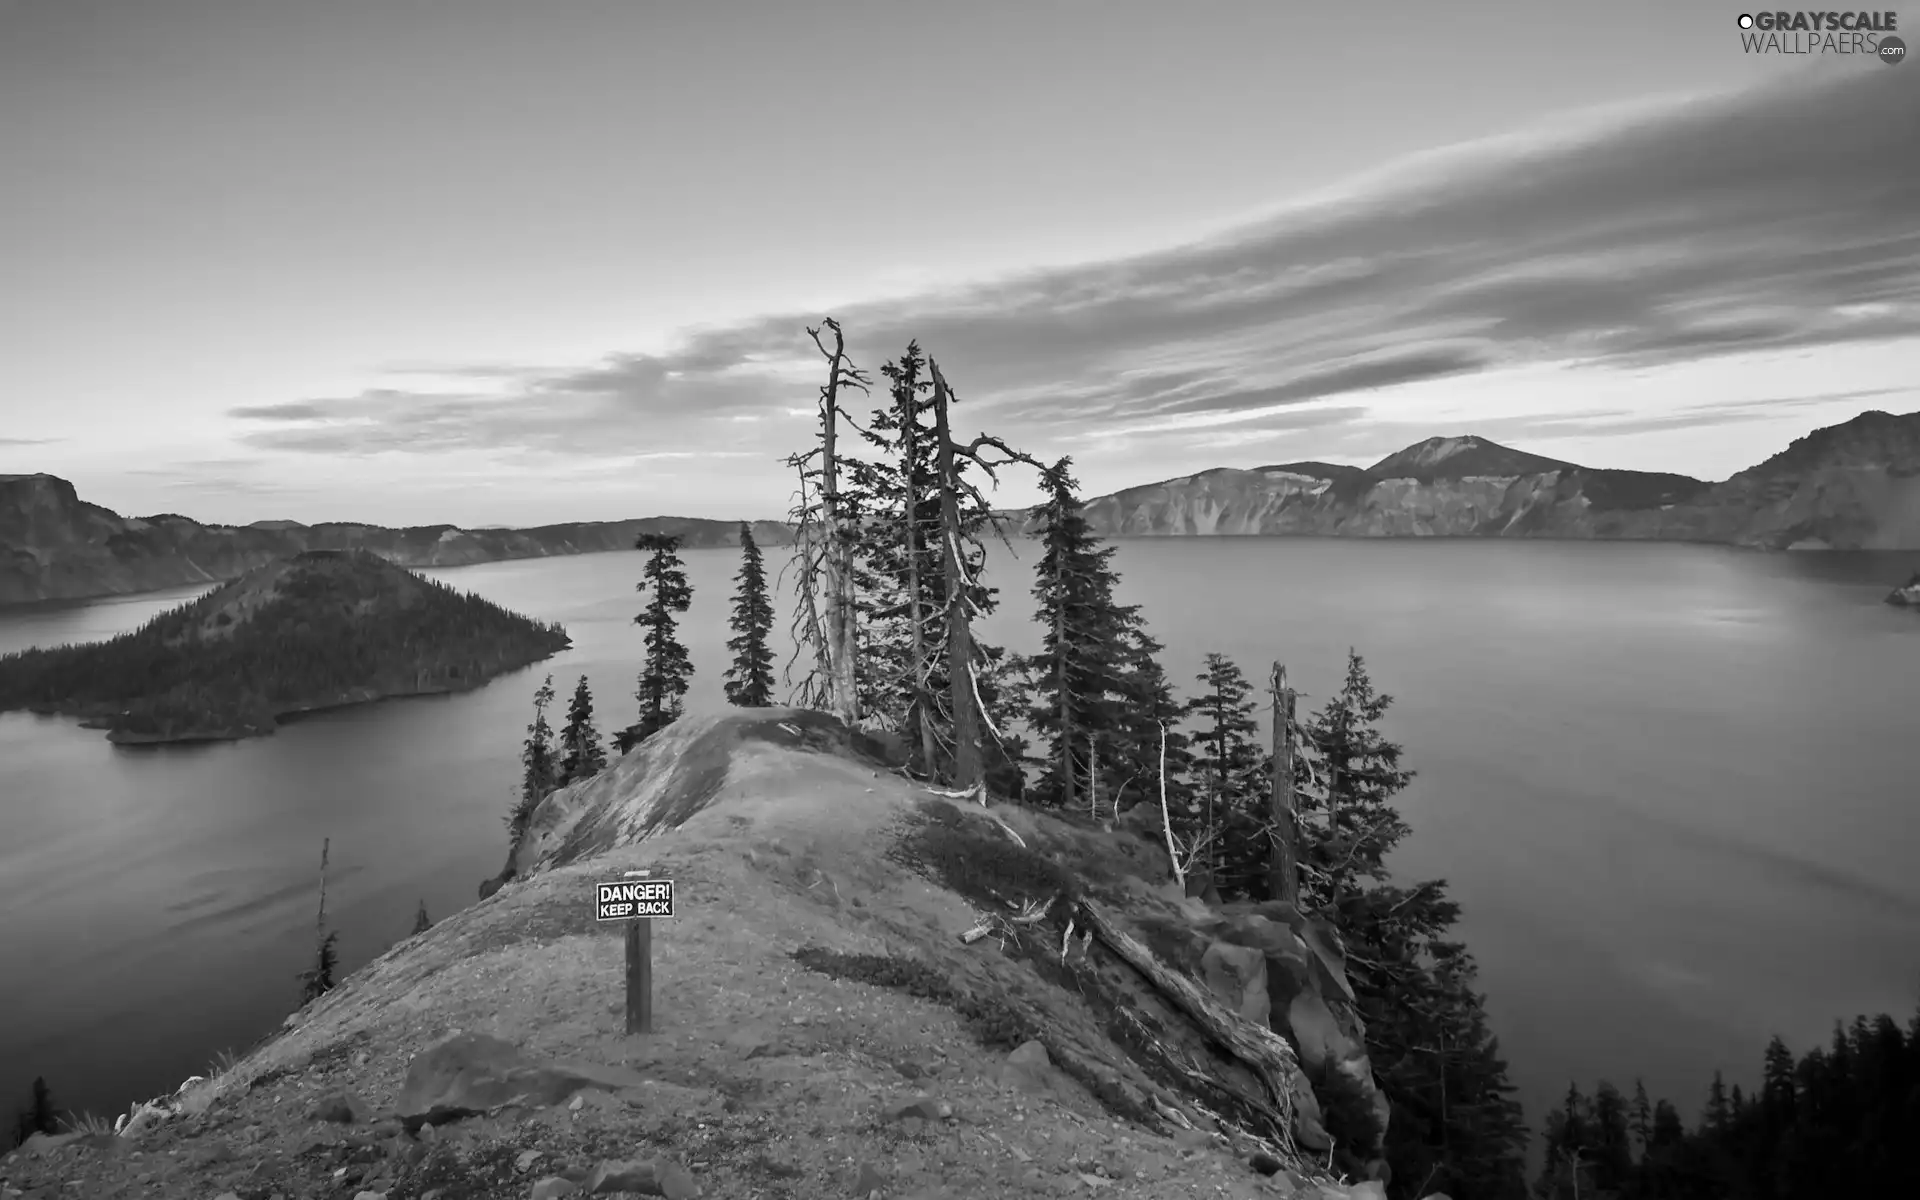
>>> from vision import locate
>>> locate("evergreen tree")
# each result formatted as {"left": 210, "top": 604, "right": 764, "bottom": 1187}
{"left": 621, "top": 533, "right": 694, "bottom": 750}
{"left": 556, "top": 674, "right": 607, "bottom": 784}
{"left": 13, "top": 1077, "right": 56, "bottom": 1145}
{"left": 723, "top": 523, "right": 776, "bottom": 708}
{"left": 411, "top": 898, "right": 432, "bottom": 935}
{"left": 1018, "top": 457, "right": 1145, "bottom": 814}
{"left": 1286, "top": 651, "right": 1527, "bottom": 1197}
{"left": 1591, "top": 1081, "right": 1635, "bottom": 1193}
{"left": 1185, "top": 653, "right": 1266, "bottom": 897}
{"left": 298, "top": 930, "right": 339, "bottom": 1003}
{"left": 507, "top": 675, "right": 558, "bottom": 848}
{"left": 1297, "top": 649, "right": 1415, "bottom": 909}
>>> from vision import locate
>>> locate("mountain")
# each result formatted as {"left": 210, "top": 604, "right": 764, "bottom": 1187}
{"left": 1010, "top": 411, "right": 1920, "bottom": 549}
{"left": 0, "top": 549, "right": 570, "bottom": 743}
{"left": 0, "top": 472, "right": 794, "bottom": 606}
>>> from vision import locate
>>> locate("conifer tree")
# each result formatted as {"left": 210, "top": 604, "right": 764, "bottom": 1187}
{"left": 507, "top": 675, "right": 558, "bottom": 847}
{"left": 1019, "top": 458, "right": 1145, "bottom": 813}
{"left": 411, "top": 898, "right": 432, "bottom": 935}
{"left": 556, "top": 674, "right": 606, "bottom": 783}
{"left": 1284, "top": 651, "right": 1527, "bottom": 1196}
{"left": 1186, "top": 653, "right": 1266, "bottom": 896}
{"left": 724, "top": 523, "right": 776, "bottom": 708}
{"left": 620, "top": 533, "right": 693, "bottom": 750}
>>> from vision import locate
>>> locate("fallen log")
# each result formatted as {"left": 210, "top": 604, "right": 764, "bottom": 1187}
{"left": 1076, "top": 897, "right": 1305, "bottom": 1152}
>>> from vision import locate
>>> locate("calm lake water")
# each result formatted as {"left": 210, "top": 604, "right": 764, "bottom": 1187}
{"left": 2, "top": 538, "right": 1918, "bottom": 1140}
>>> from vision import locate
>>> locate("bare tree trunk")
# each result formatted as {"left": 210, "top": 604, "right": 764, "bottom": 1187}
{"left": 1055, "top": 532, "right": 1075, "bottom": 812}
{"left": 1089, "top": 737, "right": 1100, "bottom": 822}
{"left": 809, "top": 320, "right": 862, "bottom": 727}
{"left": 314, "top": 836, "right": 330, "bottom": 935}
{"left": 1157, "top": 722, "right": 1185, "bottom": 893}
{"left": 1076, "top": 897, "right": 1305, "bottom": 1147}
{"left": 1269, "top": 662, "right": 1299, "bottom": 907}
{"left": 930, "top": 359, "right": 981, "bottom": 791}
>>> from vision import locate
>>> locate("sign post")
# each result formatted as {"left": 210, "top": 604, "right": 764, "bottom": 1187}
{"left": 595, "top": 869, "right": 676, "bottom": 1035}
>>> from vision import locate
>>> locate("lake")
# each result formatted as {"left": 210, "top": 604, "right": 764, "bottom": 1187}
{"left": 2, "top": 538, "right": 1918, "bottom": 1143}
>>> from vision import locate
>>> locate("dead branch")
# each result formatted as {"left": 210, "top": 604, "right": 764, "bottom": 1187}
{"left": 1075, "top": 897, "right": 1305, "bottom": 1155}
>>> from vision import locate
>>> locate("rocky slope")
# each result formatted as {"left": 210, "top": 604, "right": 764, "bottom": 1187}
{"left": 0, "top": 473, "right": 794, "bottom": 606}
{"left": 1008, "top": 410, "right": 1920, "bottom": 550}
{"left": 0, "top": 709, "right": 1410, "bottom": 1200}
{"left": 0, "top": 549, "right": 570, "bottom": 743}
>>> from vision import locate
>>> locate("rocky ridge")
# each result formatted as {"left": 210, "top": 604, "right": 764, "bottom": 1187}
{"left": 0, "top": 709, "right": 1423, "bottom": 1200}
{"left": 1004, "top": 409, "right": 1920, "bottom": 550}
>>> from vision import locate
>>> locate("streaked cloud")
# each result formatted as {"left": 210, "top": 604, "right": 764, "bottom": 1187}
{"left": 228, "top": 67, "right": 1919, "bottom": 474}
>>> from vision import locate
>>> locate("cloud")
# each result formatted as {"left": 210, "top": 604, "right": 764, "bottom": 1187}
{"left": 229, "top": 67, "right": 1919, "bottom": 463}
{"left": 0, "top": 437, "right": 62, "bottom": 446}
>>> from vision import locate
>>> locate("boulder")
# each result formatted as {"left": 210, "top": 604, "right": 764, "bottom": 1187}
{"left": 394, "top": 1033, "right": 618, "bottom": 1124}
{"left": 1199, "top": 940, "right": 1271, "bottom": 1025}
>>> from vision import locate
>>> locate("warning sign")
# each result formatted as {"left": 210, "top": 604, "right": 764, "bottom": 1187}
{"left": 595, "top": 878, "right": 676, "bottom": 921}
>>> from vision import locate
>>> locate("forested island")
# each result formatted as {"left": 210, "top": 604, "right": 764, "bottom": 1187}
{"left": 0, "top": 549, "right": 569, "bottom": 743}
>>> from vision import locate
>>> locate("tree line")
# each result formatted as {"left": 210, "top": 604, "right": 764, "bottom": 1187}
{"left": 1534, "top": 1012, "right": 1920, "bottom": 1199}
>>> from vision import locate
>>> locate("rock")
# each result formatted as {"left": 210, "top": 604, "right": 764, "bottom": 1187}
{"left": 1887, "top": 573, "right": 1920, "bottom": 606}
{"left": 586, "top": 1157, "right": 698, "bottom": 1198}
{"left": 1347, "top": 1183, "right": 1388, "bottom": 1200}
{"left": 394, "top": 1033, "right": 603, "bottom": 1121}
{"left": 1418, "top": 1194, "right": 1455, "bottom": 1200}
{"left": 313, "top": 1092, "right": 370, "bottom": 1124}
{"left": 1248, "top": 1151, "right": 1284, "bottom": 1175}
{"left": 851, "top": 1161, "right": 886, "bottom": 1195}
{"left": 516, "top": 1148, "right": 545, "bottom": 1172}
{"left": 1200, "top": 940, "right": 1271, "bottom": 1025}
{"left": 882, "top": 1095, "right": 947, "bottom": 1122}
{"left": 530, "top": 1178, "right": 580, "bottom": 1200}
{"left": 1297, "top": 918, "right": 1356, "bottom": 1005}
{"left": 997, "top": 1040, "right": 1068, "bottom": 1096}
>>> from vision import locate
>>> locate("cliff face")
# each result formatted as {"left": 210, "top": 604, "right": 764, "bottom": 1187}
{"left": 0, "top": 473, "right": 794, "bottom": 606}
{"left": 1015, "top": 411, "right": 1920, "bottom": 550}
{"left": 0, "top": 709, "right": 1392, "bottom": 1200}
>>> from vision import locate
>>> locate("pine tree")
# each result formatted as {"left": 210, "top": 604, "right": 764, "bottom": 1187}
{"left": 411, "top": 898, "right": 432, "bottom": 935}
{"left": 1297, "top": 649, "right": 1415, "bottom": 909}
{"left": 621, "top": 533, "right": 693, "bottom": 750}
{"left": 1283, "top": 651, "right": 1527, "bottom": 1197}
{"left": 723, "top": 523, "right": 776, "bottom": 708}
{"left": 1591, "top": 1080, "right": 1634, "bottom": 1193}
{"left": 556, "top": 674, "right": 606, "bottom": 784}
{"left": 1019, "top": 457, "right": 1145, "bottom": 814}
{"left": 1186, "top": 653, "right": 1266, "bottom": 897}
{"left": 507, "top": 675, "right": 558, "bottom": 847}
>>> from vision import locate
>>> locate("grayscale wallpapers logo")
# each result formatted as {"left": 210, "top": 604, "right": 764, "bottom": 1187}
{"left": 1735, "top": 11, "right": 1905, "bottom": 61}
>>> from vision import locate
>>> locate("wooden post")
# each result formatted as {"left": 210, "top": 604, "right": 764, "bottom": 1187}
{"left": 624, "top": 868, "right": 653, "bottom": 1035}
{"left": 1268, "top": 664, "right": 1299, "bottom": 907}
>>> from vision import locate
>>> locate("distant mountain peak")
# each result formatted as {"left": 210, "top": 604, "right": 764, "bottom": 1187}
{"left": 1367, "top": 435, "right": 1574, "bottom": 481}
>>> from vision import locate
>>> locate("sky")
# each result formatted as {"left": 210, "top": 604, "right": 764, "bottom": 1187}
{"left": 2, "top": 0, "right": 1917, "bottom": 526}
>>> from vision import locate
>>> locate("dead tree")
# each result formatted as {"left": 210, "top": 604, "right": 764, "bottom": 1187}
{"left": 925, "top": 357, "right": 1041, "bottom": 792}
{"left": 784, "top": 318, "right": 871, "bottom": 722}
{"left": 1269, "top": 662, "right": 1300, "bottom": 907}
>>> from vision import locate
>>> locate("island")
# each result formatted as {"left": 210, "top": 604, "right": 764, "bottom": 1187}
{"left": 0, "top": 549, "right": 571, "bottom": 743}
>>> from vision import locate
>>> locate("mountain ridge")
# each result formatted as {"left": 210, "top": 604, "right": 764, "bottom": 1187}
{"left": 0, "top": 472, "right": 794, "bottom": 605}
{"left": 7, "top": 408, "right": 1919, "bottom": 606}
{"left": 1014, "top": 409, "right": 1920, "bottom": 548}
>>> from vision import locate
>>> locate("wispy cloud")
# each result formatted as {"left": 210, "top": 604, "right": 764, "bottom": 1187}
{"left": 0, "top": 437, "right": 63, "bottom": 446}
{"left": 227, "top": 67, "right": 1919, "bottom": 467}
